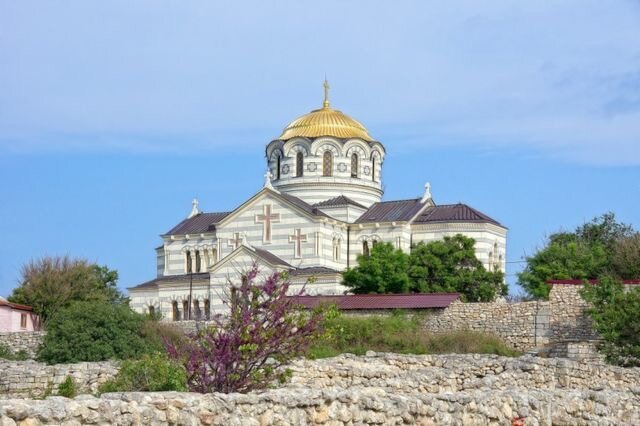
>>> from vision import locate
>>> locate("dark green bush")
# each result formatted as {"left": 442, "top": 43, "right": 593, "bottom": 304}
{"left": 38, "top": 301, "right": 156, "bottom": 364}
{"left": 57, "top": 376, "right": 77, "bottom": 398}
{"left": 98, "top": 353, "right": 187, "bottom": 393}
{"left": 581, "top": 276, "right": 640, "bottom": 366}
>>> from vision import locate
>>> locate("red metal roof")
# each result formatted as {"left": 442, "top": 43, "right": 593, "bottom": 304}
{"left": 0, "top": 299, "right": 34, "bottom": 312}
{"left": 291, "top": 293, "right": 460, "bottom": 310}
{"left": 164, "top": 212, "right": 232, "bottom": 236}
{"left": 415, "top": 203, "right": 502, "bottom": 226}
{"left": 547, "top": 279, "right": 640, "bottom": 285}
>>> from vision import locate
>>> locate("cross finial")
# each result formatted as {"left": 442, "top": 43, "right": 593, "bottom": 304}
{"left": 421, "top": 182, "right": 432, "bottom": 203}
{"left": 264, "top": 169, "right": 274, "bottom": 190}
{"left": 188, "top": 198, "right": 200, "bottom": 218}
{"left": 323, "top": 78, "right": 330, "bottom": 109}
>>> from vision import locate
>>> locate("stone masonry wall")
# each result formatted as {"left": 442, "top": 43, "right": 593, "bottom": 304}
{"left": 549, "top": 284, "right": 599, "bottom": 341}
{"left": 421, "top": 283, "right": 613, "bottom": 355}
{"left": 422, "top": 300, "right": 550, "bottom": 351}
{"left": 0, "top": 360, "right": 117, "bottom": 398}
{"left": 0, "top": 284, "right": 608, "bottom": 362}
{"left": 0, "top": 332, "right": 44, "bottom": 358}
{"left": 0, "top": 353, "right": 638, "bottom": 425}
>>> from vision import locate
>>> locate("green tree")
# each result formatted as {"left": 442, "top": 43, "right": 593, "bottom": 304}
{"left": 580, "top": 276, "right": 640, "bottom": 366}
{"left": 575, "top": 212, "right": 634, "bottom": 250}
{"left": 8, "top": 256, "right": 124, "bottom": 325}
{"left": 408, "top": 235, "right": 506, "bottom": 302}
{"left": 518, "top": 213, "right": 635, "bottom": 299}
{"left": 611, "top": 233, "right": 640, "bottom": 280}
{"left": 343, "top": 243, "right": 411, "bottom": 294}
{"left": 38, "top": 301, "right": 156, "bottom": 364}
{"left": 343, "top": 236, "right": 506, "bottom": 301}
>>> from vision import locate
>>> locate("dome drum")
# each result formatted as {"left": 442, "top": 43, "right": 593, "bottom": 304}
{"left": 266, "top": 81, "right": 386, "bottom": 208}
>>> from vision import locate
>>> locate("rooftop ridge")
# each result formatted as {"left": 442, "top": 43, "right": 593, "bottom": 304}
{"left": 313, "top": 195, "right": 367, "bottom": 209}
{"left": 372, "top": 197, "right": 422, "bottom": 204}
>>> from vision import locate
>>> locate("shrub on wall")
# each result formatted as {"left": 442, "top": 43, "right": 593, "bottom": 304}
{"left": 0, "top": 344, "right": 29, "bottom": 361}
{"left": 580, "top": 276, "right": 640, "bottom": 366}
{"left": 37, "top": 301, "right": 156, "bottom": 364}
{"left": 57, "top": 376, "right": 77, "bottom": 398}
{"left": 98, "top": 353, "right": 186, "bottom": 393}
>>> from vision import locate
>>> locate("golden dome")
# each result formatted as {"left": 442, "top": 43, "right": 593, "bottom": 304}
{"left": 277, "top": 81, "right": 375, "bottom": 142}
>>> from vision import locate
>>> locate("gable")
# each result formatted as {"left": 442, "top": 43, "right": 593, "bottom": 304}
{"left": 217, "top": 188, "right": 327, "bottom": 228}
{"left": 215, "top": 191, "right": 322, "bottom": 252}
{"left": 209, "top": 245, "right": 289, "bottom": 286}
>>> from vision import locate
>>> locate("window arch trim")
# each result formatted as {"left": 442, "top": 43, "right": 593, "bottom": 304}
{"left": 296, "top": 152, "right": 304, "bottom": 177}
{"left": 351, "top": 153, "right": 359, "bottom": 178}
{"left": 322, "top": 151, "right": 333, "bottom": 176}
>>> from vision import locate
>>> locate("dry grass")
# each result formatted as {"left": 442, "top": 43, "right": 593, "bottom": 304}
{"left": 307, "top": 312, "right": 521, "bottom": 359}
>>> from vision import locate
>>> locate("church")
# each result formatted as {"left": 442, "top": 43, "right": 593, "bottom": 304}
{"left": 128, "top": 82, "right": 508, "bottom": 320}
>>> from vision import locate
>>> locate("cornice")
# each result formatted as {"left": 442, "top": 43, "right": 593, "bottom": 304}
{"left": 411, "top": 221, "right": 507, "bottom": 234}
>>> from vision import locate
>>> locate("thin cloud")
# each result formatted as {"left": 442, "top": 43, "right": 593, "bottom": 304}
{"left": 0, "top": 0, "right": 639, "bottom": 165}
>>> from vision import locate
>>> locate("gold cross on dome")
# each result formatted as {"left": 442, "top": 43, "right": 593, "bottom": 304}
{"left": 323, "top": 79, "right": 330, "bottom": 109}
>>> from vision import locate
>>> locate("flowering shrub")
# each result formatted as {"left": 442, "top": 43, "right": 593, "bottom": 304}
{"left": 166, "top": 267, "right": 324, "bottom": 393}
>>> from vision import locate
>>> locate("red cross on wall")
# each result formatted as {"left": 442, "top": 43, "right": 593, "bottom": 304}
{"left": 288, "top": 228, "right": 307, "bottom": 258}
{"left": 255, "top": 204, "right": 280, "bottom": 243}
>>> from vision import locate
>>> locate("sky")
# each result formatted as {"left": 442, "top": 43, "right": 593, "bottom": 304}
{"left": 1, "top": 0, "right": 639, "bottom": 297}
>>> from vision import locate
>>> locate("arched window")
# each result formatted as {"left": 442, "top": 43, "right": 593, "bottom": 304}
{"left": 333, "top": 238, "right": 341, "bottom": 262}
{"left": 372, "top": 157, "right": 376, "bottom": 181}
{"left": 351, "top": 153, "right": 359, "bottom": 178}
{"left": 204, "top": 299, "right": 211, "bottom": 320}
{"left": 372, "top": 239, "right": 378, "bottom": 247}
{"left": 195, "top": 250, "right": 201, "bottom": 272}
{"left": 230, "top": 287, "right": 239, "bottom": 310}
{"left": 276, "top": 155, "right": 281, "bottom": 180}
{"left": 296, "top": 152, "right": 304, "bottom": 177}
{"left": 183, "top": 300, "right": 189, "bottom": 320}
{"left": 363, "top": 241, "right": 370, "bottom": 257}
{"left": 193, "top": 300, "right": 201, "bottom": 320}
{"left": 186, "top": 251, "right": 192, "bottom": 273}
{"left": 148, "top": 305, "right": 155, "bottom": 317}
{"left": 172, "top": 301, "right": 179, "bottom": 321}
{"left": 323, "top": 151, "right": 333, "bottom": 176}
{"left": 488, "top": 251, "right": 494, "bottom": 269}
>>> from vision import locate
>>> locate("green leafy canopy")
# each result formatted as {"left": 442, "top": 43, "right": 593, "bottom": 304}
{"left": 343, "top": 235, "right": 506, "bottom": 302}
{"left": 518, "top": 213, "right": 638, "bottom": 298}
{"left": 8, "top": 256, "right": 125, "bottom": 325}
